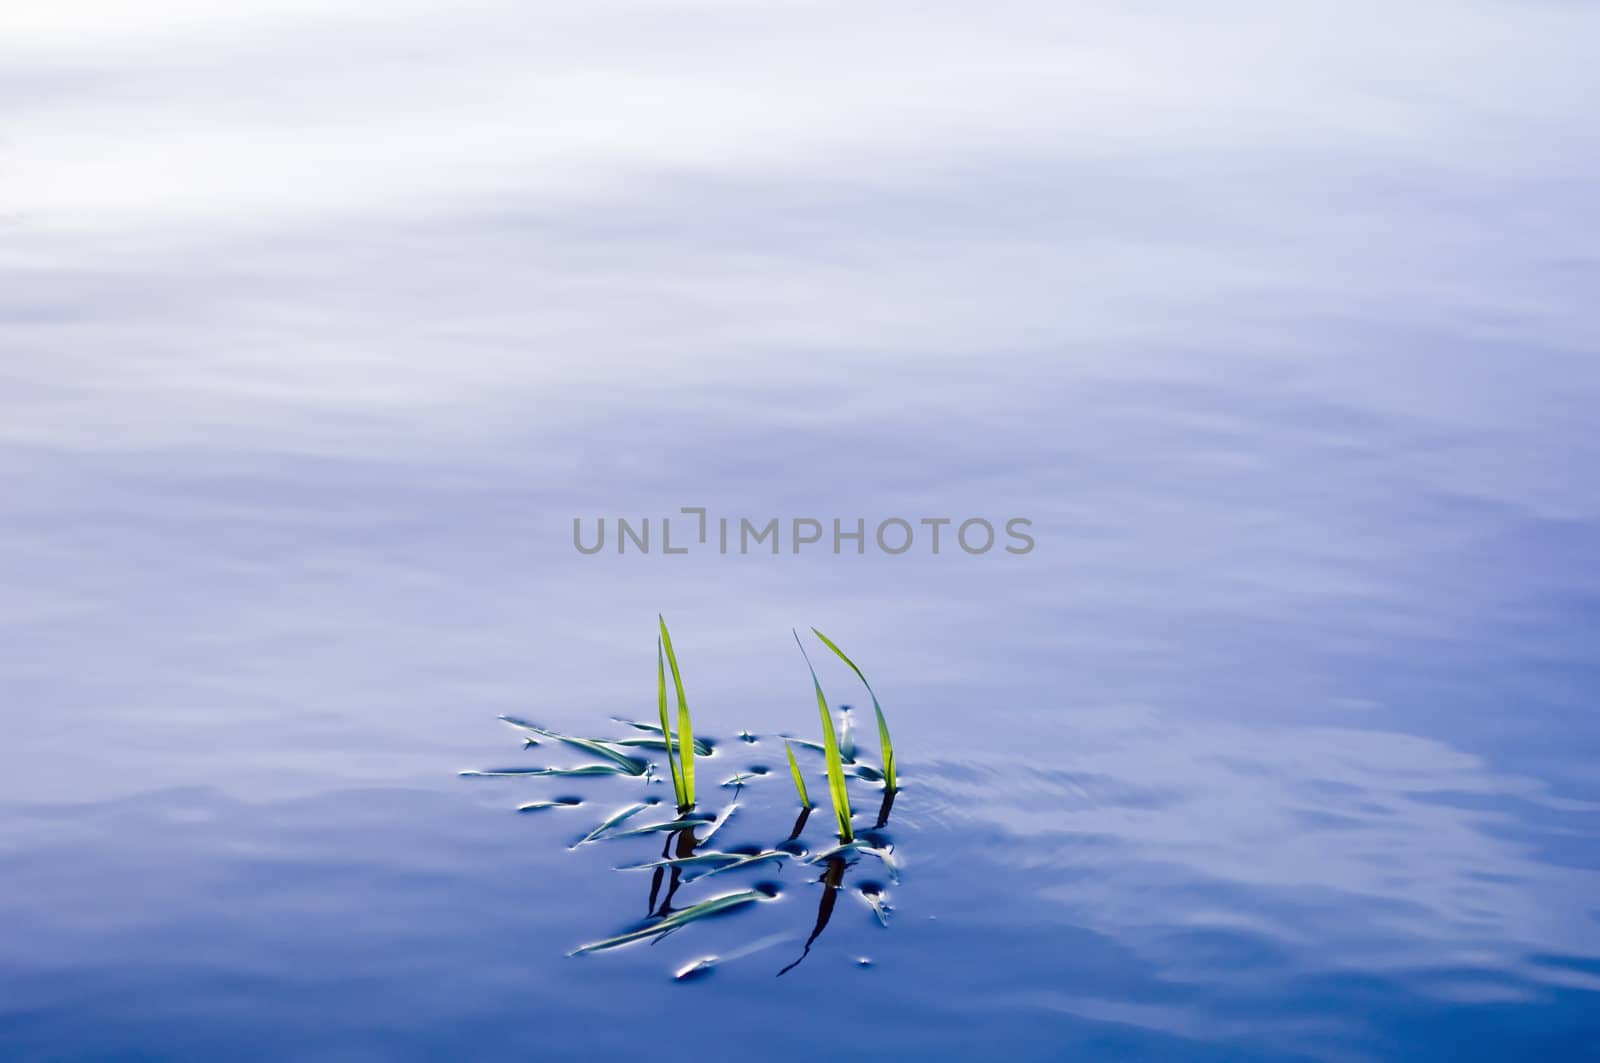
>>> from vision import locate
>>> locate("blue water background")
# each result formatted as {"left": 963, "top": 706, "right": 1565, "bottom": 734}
{"left": 2, "top": 3, "right": 1599, "bottom": 1058}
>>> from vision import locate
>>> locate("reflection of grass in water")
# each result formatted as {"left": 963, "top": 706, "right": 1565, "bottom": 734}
{"left": 465, "top": 618, "right": 904, "bottom": 970}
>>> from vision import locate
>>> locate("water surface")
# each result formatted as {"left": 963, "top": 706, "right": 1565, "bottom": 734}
{"left": 3, "top": 1, "right": 1599, "bottom": 1059}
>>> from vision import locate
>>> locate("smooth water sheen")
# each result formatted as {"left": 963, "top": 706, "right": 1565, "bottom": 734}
{"left": 4, "top": 1, "right": 1600, "bottom": 1059}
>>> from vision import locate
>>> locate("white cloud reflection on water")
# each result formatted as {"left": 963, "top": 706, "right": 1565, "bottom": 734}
{"left": 924, "top": 706, "right": 1600, "bottom": 1002}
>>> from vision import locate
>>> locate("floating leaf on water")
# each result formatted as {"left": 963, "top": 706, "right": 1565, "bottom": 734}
{"left": 460, "top": 764, "right": 636, "bottom": 778}
{"left": 609, "top": 719, "right": 713, "bottom": 756}
{"left": 605, "top": 735, "right": 715, "bottom": 756}
{"left": 569, "top": 889, "right": 769, "bottom": 956}
{"left": 516, "top": 798, "right": 581, "bottom": 812}
{"left": 779, "top": 735, "right": 854, "bottom": 765}
{"left": 607, "top": 816, "right": 712, "bottom": 839}
{"left": 849, "top": 763, "right": 884, "bottom": 783}
{"left": 495, "top": 717, "right": 648, "bottom": 775}
{"left": 616, "top": 852, "right": 745, "bottom": 873}
{"left": 498, "top": 715, "right": 544, "bottom": 736}
{"left": 696, "top": 802, "right": 737, "bottom": 848}
{"left": 805, "top": 840, "right": 869, "bottom": 865}
{"left": 573, "top": 801, "right": 652, "bottom": 846}
{"left": 688, "top": 849, "right": 789, "bottom": 883}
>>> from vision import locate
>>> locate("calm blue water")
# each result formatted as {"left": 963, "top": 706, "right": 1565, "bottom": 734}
{"left": 4, "top": 3, "right": 1600, "bottom": 1059}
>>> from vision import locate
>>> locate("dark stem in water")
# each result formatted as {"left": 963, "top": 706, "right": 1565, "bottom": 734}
{"left": 874, "top": 787, "right": 896, "bottom": 829}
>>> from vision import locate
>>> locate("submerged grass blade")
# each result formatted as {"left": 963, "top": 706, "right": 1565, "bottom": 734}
{"left": 568, "top": 889, "right": 768, "bottom": 956}
{"left": 812, "top": 629, "right": 896, "bottom": 790}
{"left": 784, "top": 741, "right": 812, "bottom": 809}
{"left": 804, "top": 839, "right": 869, "bottom": 864}
{"left": 795, "top": 630, "right": 852, "bottom": 843}
{"left": 848, "top": 763, "right": 884, "bottom": 783}
{"left": 659, "top": 615, "right": 696, "bottom": 808}
{"left": 656, "top": 640, "right": 685, "bottom": 808}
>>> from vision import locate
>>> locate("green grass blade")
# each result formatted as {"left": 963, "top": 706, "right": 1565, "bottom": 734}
{"left": 784, "top": 741, "right": 812, "bottom": 809}
{"left": 794, "top": 630, "right": 852, "bottom": 843}
{"left": 659, "top": 615, "right": 696, "bottom": 809}
{"left": 656, "top": 638, "right": 685, "bottom": 808}
{"left": 812, "top": 628, "right": 896, "bottom": 790}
